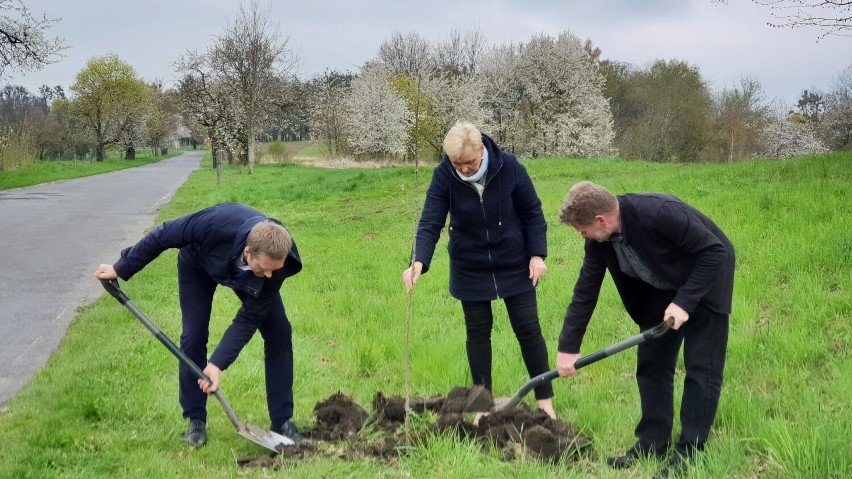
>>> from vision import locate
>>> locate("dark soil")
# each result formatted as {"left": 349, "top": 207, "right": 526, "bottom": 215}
{"left": 237, "top": 387, "right": 593, "bottom": 468}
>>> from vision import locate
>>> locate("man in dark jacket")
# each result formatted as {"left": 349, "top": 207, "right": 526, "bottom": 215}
{"left": 94, "top": 203, "right": 305, "bottom": 447}
{"left": 403, "top": 122, "right": 556, "bottom": 419}
{"left": 555, "top": 182, "right": 734, "bottom": 478}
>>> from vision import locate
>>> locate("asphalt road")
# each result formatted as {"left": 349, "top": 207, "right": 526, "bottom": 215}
{"left": 0, "top": 151, "right": 202, "bottom": 406}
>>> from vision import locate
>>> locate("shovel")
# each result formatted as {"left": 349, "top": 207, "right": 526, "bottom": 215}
{"left": 492, "top": 317, "right": 674, "bottom": 413}
{"left": 100, "top": 279, "right": 294, "bottom": 453}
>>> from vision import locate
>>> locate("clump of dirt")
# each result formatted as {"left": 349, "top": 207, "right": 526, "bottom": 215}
{"left": 472, "top": 404, "right": 592, "bottom": 462}
{"left": 237, "top": 387, "right": 592, "bottom": 468}
{"left": 439, "top": 385, "right": 493, "bottom": 414}
{"left": 309, "top": 391, "right": 369, "bottom": 441}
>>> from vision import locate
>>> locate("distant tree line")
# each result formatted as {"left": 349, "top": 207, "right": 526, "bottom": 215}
{"left": 3, "top": 0, "right": 852, "bottom": 174}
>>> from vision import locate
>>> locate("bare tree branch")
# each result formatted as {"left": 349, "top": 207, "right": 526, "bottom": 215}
{"left": 714, "top": 0, "right": 852, "bottom": 39}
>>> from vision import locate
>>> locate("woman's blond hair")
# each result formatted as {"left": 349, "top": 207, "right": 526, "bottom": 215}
{"left": 442, "top": 122, "right": 483, "bottom": 162}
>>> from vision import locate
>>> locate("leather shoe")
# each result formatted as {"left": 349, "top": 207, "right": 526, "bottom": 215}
{"left": 606, "top": 444, "right": 666, "bottom": 469}
{"left": 654, "top": 451, "right": 690, "bottom": 479}
{"left": 185, "top": 419, "right": 207, "bottom": 447}
{"left": 272, "top": 420, "right": 309, "bottom": 444}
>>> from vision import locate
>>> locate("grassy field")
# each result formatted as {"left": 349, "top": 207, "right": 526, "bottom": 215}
{"left": 0, "top": 149, "right": 185, "bottom": 191}
{"left": 0, "top": 151, "right": 849, "bottom": 478}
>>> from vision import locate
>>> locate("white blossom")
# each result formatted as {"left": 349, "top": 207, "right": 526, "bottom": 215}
{"left": 342, "top": 64, "right": 411, "bottom": 159}
{"left": 760, "top": 119, "right": 828, "bottom": 158}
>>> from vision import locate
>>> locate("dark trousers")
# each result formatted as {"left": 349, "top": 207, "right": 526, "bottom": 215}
{"left": 460, "top": 289, "right": 554, "bottom": 400}
{"left": 177, "top": 249, "right": 294, "bottom": 427}
{"left": 633, "top": 290, "right": 729, "bottom": 453}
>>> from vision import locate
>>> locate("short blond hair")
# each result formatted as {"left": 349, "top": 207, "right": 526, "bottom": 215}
{"left": 559, "top": 181, "right": 618, "bottom": 226}
{"left": 442, "top": 121, "right": 483, "bottom": 162}
{"left": 246, "top": 221, "right": 292, "bottom": 260}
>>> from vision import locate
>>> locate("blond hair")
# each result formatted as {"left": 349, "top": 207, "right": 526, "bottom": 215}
{"left": 559, "top": 181, "right": 618, "bottom": 226}
{"left": 246, "top": 221, "right": 292, "bottom": 260}
{"left": 442, "top": 122, "right": 483, "bottom": 162}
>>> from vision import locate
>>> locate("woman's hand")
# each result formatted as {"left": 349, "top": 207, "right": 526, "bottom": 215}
{"left": 557, "top": 352, "right": 580, "bottom": 377}
{"left": 402, "top": 261, "right": 424, "bottom": 293}
{"left": 529, "top": 256, "right": 547, "bottom": 286}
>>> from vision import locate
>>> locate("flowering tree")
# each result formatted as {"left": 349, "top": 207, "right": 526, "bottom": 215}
{"left": 761, "top": 118, "right": 828, "bottom": 158}
{"left": 480, "top": 43, "right": 522, "bottom": 147}
{"left": 210, "top": 1, "right": 298, "bottom": 172}
{"left": 343, "top": 64, "right": 411, "bottom": 159}
{"left": 0, "top": 0, "right": 65, "bottom": 79}
{"left": 483, "top": 32, "right": 613, "bottom": 158}
{"left": 175, "top": 53, "right": 241, "bottom": 159}
{"left": 420, "top": 72, "right": 489, "bottom": 152}
{"left": 175, "top": 1, "right": 298, "bottom": 172}
{"left": 378, "top": 29, "right": 490, "bottom": 160}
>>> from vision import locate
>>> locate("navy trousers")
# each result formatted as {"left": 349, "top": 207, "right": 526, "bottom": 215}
{"left": 177, "top": 248, "right": 294, "bottom": 427}
{"left": 460, "top": 289, "right": 554, "bottom": 400}
{"left": 633, "top": 288, "right": 729, "bottom": 453}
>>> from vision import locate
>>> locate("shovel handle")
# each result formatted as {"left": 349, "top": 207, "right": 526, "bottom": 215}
{"left": 99, "top": 279, "right": 243, "bottom": 429}
{"left": 492, "top": 317, "right": 674, "bottom": 413}
{"left": 574, "top": 316, "right": 674, "bottom": 369}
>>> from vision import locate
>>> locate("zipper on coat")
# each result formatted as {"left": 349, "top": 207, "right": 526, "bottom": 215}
{"left": 452, "top": 159, "right": 504, "bottom": 299}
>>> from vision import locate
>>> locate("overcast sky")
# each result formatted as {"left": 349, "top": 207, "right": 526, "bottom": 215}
{"left": 10, "top": 0, "right": 851, "bottom": 109}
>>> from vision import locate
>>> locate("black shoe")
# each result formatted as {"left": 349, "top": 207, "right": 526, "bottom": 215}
{"left": 606, "top": 444, "right": 666, "bottom": 469}
{"left": 272, "top": 420, "right": 308, "bottom": 444}
{"left": 185, "top": 419, "right": 207, "bottom": 447}
{"left": 654, "top": 452, "right": 690, "bottom": 479}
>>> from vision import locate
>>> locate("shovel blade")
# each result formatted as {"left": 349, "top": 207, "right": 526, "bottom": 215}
{"left": 237, "top": 422, "right": 295, "bottom": 453}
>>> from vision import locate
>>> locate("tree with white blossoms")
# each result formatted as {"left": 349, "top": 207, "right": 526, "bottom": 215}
{"left": 175, "top": 55, "right": 241, "bottom": 159}
{"left": 110, "top": 105, "right": 149, "bottom": 160}
{"left": 175, "top": 1, "right": 298, "bottom": 172}
{"left": 480, "top": 43, "right": 522, "bottom": 147}
{"left": 377, "top": 29, "right": 490, "bottom": 160}
{"left": 378, "top": 30, "right": 438, "bottom": 160}
{"left": 761, "top": 118, "right": 828, "bottom": 158}
{"left": 483, "top": 32, "right": 614, "bottom": 158}
{"left": 209, "top": 0, "right": 298, "bottom": 173}
{"left": 419, "top": 72, "right": 489, "bottom": 152}
{"left": 0, "top": 0, "right": 65, "bottom": 80}
{"left": 343, "top": 63, "right": 411, "bottom": 159}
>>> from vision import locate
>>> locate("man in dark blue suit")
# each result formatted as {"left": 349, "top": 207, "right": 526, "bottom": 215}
{"left": 555, "top": 182, "right": 734, "bottom": 478}
{"left": 95, "top": 203, "right": 305, "bottom": 447}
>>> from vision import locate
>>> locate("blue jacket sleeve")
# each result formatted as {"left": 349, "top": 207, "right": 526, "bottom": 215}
{"left": 208, "top": 277, "right": 284, "bottom": 370}
{"left": 413, "top": 166, "right": 451, "bottom": 274}
{"left": 113, "top": 208, "right": 215, "bottom": 280}
{"left": 512, "top": 160, "right": 547, "bottom": 259}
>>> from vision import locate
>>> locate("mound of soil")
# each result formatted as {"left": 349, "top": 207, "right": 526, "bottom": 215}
{"left": 237, "top": 387, "right": 592, "bottom": 468}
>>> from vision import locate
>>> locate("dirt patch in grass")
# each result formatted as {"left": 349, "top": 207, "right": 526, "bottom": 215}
{"left": 236, "top": 387, "right": 593, "bottom": 468}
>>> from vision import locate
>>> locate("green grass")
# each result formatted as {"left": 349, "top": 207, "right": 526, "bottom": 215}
{"left": 292, "top": 141, "right": 332, "bottom": 159}
{"left": 0, "top": 149, "right": 185, "bottom": 191}
{"left": 0, "top": 152, "right": 849, "bottom": 478}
